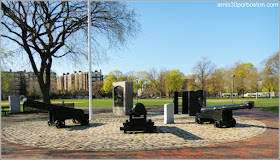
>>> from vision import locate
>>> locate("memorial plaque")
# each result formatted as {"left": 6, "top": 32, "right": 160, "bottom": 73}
{"left": 114, "top": 86, "right": 124, "bottom": 107}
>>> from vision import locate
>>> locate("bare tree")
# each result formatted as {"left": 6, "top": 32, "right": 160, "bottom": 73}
{"left": 1, "top": 1, "right": 140, "bottom": 102}
{"left": 192, "top": 57, "right": 216, "bottom": 90}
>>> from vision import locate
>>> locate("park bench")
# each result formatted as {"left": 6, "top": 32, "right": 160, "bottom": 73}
{"left": 62, "top": 103, "right": 75, "bottom": 108}
{"left": 1, "top": 106, "right": 9, "bottom": 115}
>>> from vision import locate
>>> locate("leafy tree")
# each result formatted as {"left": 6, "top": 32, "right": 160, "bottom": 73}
{"left": 1, "top": 1, "right": 140, "bottom": 102}
{"left": 233, "top": 62, "right": 255, "bottom": 97}
{"left": 136, "top": 71, "right": 148, "bottom": 97}
{"left": 261, "top": 52, "right": 279, "bottom": 94}
{"left": 92, "top": 81, "right": 104, "bottom": 98}
{"left": 102, "top": 74, "right": 117, "bottom": 95}
{"left": 1, "top": 49, "right": 14, "bottom": 99}
{"left": 192, "top": 57, "right": 216, "bottom": 90}
{"left": 208, "top": 68, "right": 226, "bottom": 96}
{"left": 247, "top": 68, "right": 261, "bottom": 93}
{"left": 1, "top": 72, "right": 12, "bottom": 99}
{"left": 166, "top": 69, "right": 184, "bottom": 93}
{"left": 186, "top": 74, "right": 199, "bottom": 91}
{"left": 181, "top": 76, "right": 188, "bottom": 91}
{"left": 111, "top": 70, "right": 126, "bottom": 81}
{"left": 102, "top": 70, "right": 139, "bottom": 95}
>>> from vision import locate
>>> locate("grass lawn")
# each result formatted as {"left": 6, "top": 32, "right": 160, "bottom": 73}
{"left": 1, "top": 97, "right": 279, "bottom": 115}
{"left": 1, "top": 97, "right": 278, "bottom": 108}
{"left": 261, "top": 106, "right": 279, "bottom": 113}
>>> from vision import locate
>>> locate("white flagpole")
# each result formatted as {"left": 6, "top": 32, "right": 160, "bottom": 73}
{"left": 88, "top": 0, "right": 93, "bottom": 120}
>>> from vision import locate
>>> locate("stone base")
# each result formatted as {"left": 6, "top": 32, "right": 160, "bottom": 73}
{"left": 112, "top": 81, "right": 133, "bottom": 115}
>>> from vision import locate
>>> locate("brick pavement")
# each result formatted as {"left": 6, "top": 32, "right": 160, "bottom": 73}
{"left": 1, "top": 106, "right": 279, "bottom": 159}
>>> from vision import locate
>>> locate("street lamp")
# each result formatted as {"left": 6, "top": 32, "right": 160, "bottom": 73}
{"left": 231, "top": 74, "right": 235, "bottom": 104}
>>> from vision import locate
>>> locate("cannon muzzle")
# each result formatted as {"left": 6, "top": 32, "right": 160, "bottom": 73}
{"left": 131, "top": 103, "right": 147, "bottom": 116}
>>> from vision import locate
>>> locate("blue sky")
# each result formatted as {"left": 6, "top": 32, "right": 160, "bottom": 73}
{"left": 4, "top": 1, "right": 279, "bottom": 77}
{"left": 93, "top": 1, "right": 279, "bottom": 77}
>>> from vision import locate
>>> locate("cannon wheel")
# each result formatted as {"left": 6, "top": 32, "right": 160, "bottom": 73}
{"left": 55, "top": 120, "right": 65, "bottom": 128}
{"left": 229, "top": 118, "right": 236, "bottom": 127}
{"left": 123, "top": 122, "right": 128, "bottom": 134}
{"left": 80, "top": 119, "right": 89, "bottom": 126}
{"left": 47, "top": 121, "right": 51, "bottom": 126}
{"left": 122, "top": 120, "right": 130, "bottom": 134}
{"left": 145, "top": 119, "right": 156, "bottom": 133}
{"left": 148, "top": 125, "right": 156, "bottom": 133}
{"left": 214, "top": 120, "right": 222, "bottom": 128}
{"left": 195, "top": 117, "right": 203, "bottom": 124}
{"left": 72, "top": 119, "right": 78, "bottom": 124}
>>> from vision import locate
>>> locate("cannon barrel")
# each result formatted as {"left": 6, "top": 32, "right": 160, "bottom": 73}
{"left": 22, "top": 98, "right": 89, "bottom": 128}
{"left": 22, "top": 98, "right": 84, "bottom": 114}
{"left": 131, "top": 103, "right": 147, "bottom": 116}
{"left": 201, "top": 101, "right": 254, "bottom": 111}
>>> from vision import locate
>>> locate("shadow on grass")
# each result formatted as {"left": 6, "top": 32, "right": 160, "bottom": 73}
{"left": 261, "top": 106, "right": 279, "bottom": 113}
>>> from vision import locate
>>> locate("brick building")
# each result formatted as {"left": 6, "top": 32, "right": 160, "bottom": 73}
{"left": 1, "top": 70, "right": 57, "bottom": 99}
{"left": 57, "top": 70, "right": 103, "bottom": 93}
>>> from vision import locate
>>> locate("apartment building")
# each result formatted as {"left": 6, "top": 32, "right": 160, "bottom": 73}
{"left": 1, "top": 70, "right": 57, "bottom": 99}
{"left": 57, "top": 70, "right": 104, "bottom": 93}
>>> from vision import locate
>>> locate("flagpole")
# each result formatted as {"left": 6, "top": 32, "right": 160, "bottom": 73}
{"left": 88, "top": 0, "right": 93, "bottom": 120}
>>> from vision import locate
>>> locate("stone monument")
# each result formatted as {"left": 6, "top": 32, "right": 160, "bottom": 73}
{"left": 112, "top": 81, "right": 133, "bottom": 115}
{"left": 164, "top": 103, "right": 174, "bottom": 124}
{"left": 9, "top": 95, "right": 21, "bottom": 113}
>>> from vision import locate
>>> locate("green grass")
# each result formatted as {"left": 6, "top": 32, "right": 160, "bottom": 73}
{"left": 261, "top": 106, "right": 279, "bottom": 113}
{"left": 206, "top": 97, "right": 279, "bottom": 106}
{"left": 1, "top": 97, "right": 278, "bottom": 108}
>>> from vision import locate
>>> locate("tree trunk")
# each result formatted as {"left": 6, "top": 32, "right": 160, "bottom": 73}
{"left": 41, "top": 88, "right": 51, "bottom": 103}
{"left": 35, "top": 57, "right": 52, "bottom": 103}
{"left": 36, "top": 74, "right": 51, "bottom": 103}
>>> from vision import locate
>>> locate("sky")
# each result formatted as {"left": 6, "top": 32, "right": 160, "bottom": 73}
{"left": 2, "top": 1, "right": 279, "bottom": 77}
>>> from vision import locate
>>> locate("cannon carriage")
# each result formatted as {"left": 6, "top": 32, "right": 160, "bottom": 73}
{"left": 120, "top": 103, "right": 156, "bottom": 133}
{"left": 195, "top": 101, "right": 254, "bottom": 128}
{"left": 23, "top": 98, "right": 89, "bottom": 128}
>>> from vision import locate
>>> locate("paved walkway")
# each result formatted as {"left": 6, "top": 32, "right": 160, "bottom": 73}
{"left": 1, "top": 106, "right": 279, "bottom": 159}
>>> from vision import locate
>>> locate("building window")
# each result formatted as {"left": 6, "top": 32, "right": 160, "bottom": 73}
{"left": 97, "top": 78, "right": 100, "bottom": 81}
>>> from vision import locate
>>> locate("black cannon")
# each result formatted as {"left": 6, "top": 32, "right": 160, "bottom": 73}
{"left": 195, "top": 101, "right": 254, "bottom": 128}
{"left": 23, "top": 98, "right": 89, "bottom": 128}
{"left": 120, "top": 103, "right": 156, "bottom": 133}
